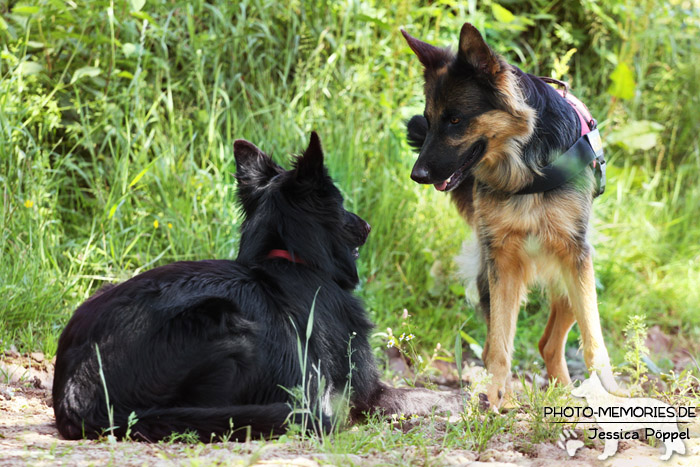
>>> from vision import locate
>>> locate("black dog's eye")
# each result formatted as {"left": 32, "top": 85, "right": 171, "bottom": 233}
{"left": 450, "top": 117, "right": 461, "bottom": 125}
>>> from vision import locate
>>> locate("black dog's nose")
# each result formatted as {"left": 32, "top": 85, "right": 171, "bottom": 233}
{"left": 411, "top": 165, "right": 431, "bottom": 184}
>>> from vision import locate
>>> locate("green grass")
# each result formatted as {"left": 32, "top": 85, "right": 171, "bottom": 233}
{"left": 1, "top": 0, "right": 698, "bottom": 389}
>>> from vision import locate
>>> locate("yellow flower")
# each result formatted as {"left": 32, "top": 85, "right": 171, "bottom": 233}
{"left": 167, "top": 222, "right": 173, "bottom": 229}
{"left": 24, "top": 200, "right": 34, "bottom": 208}
{"left": 153, "top": 220, "right": 159, "bottom": 229}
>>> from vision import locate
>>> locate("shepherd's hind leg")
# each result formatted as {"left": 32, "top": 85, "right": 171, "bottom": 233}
{"left": 538, "top": 296, "right": 575, "bottom": 386}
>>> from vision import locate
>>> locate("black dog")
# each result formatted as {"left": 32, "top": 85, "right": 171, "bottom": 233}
{"left": 53, "top": 132, "right": 459, "bottom": 442}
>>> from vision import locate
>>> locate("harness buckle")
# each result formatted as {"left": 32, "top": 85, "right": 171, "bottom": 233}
{"left": 594, "top": 153, "right": 606, "bottom": 197}
{"left": 585, "top": 130, "right": 606, "bottom": 198}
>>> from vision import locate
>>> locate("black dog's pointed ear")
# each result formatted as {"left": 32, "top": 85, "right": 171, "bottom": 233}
{"left": 401, "top": 29, "right": 450, "bottom": 70}
{"left": 234, "top": 139, "right": 282, "bottom": 184}
{"left": 457, "top": 23, "right": 501, "bottom": 76}
{"left": 294, "top": 131, "right": 325, "bottom": 180}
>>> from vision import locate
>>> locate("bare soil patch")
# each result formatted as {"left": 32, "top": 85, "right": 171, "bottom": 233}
{"left": 1, "top": 352, "right": 698, "bottom": 466}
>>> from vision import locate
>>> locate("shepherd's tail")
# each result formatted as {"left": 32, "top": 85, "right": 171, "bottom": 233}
{"left": 455, "top": 236, "right": 481, "bottom": 305}
{"left": 57, "top": 404, "right": 330, "bottom": 442}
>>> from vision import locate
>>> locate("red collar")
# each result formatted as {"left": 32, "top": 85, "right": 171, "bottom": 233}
{"left": 266, "top": 249, "right": 306, "bottom": 264}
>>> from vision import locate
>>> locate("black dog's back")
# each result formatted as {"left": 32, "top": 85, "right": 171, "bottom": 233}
{"left": 54, "top": 259, "right": 356, "bottom": 441}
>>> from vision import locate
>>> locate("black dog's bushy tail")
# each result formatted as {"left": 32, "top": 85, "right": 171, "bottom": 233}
{"left": 406, "top": 115, "right": 428, "bottom": 152}
{"left": 57, "top": 404, "right": 330, "bottom": 442}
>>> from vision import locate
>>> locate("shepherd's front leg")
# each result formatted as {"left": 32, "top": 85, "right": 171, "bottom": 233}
{"left": 483, "top": 243, "right": 527, "bottom": 409}
{"left": 564, "top": 253, "right": 620, "bottom": 395}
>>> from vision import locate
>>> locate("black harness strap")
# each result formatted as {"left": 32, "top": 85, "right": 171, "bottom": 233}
{"left": 514, "top": 77, "right": 607, "bottom": 197}
{"left": 516, "top": 129, "right": 606, "bottom": 196}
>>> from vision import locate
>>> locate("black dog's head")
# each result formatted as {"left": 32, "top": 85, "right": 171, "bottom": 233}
{"left": 402, "top": 24, "right": 535, "bottom": 192}
{"left": 233, "top": 132, "right": 370, "bottom": 289}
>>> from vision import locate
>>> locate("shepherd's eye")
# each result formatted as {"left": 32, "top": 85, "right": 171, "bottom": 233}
{"left": 450, "top": 117, "right": 461, "bottom": 125}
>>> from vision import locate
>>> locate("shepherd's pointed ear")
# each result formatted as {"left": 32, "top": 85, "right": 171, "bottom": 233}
{"left": 234, "top": 139, "right": 282, "bottom": 185}
{"left": 295, "top": 131, "right": 325, "bottom": 180}
{"left": 458, "top": 23, "right": 501, "bottom": 76}
{"left": 401, "top": 29, "right": 450, "bottom": 70}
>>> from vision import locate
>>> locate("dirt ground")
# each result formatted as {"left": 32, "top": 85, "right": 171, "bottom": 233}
{"left": 1, "top": 351, "right": 699, "bottom": 466}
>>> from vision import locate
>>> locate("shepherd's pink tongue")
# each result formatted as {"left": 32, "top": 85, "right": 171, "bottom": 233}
{"left": 434, "top": 181, "right": 448, "bottom": 191}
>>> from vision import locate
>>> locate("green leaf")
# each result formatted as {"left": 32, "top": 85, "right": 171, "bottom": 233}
{"left": 108, "top": 203, "right": 118, "bottom": 219}
{"left": 17, "top": 61, "right": 43, "bottom": 76}
{"left": 608, "top": 62, "right": 635, "bottom": 100}
{"left": 607, "top": 120, "right": 664, "bottom": 151}
{"left": 449, "top": 283, "right": 465, "bottom": 297}
{"left": 71, "top": 66, "right": 101, "bottom": 84}
{"left": 130, "top": 0, "right": 146, "bottom": 12}
{"left": 128, "top": 166, "right": 149, "bottom": 187}
{"left": 307, "top": 288, "right": 320, "bottom": 341}
{"left": 12, "top": 5, "right": 40, "bottom": 15}
{"left": 122, "top": 43, "right": 139, "bottom": 57}
{"left": 130, "top": 11, "right": 157, "bottom": 26}
{"left": 492, "top": 3, "right": 515, "bottom": 23}
{"left": 459, "top": 330, "right": 479, "bottom": 346}
{"left": 357, "top": 13, "right": 390, "bottom": 31}
{"left": 460, "top": 331, "right": 483, "bottom": 360}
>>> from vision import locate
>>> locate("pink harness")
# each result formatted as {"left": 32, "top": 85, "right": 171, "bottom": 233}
{"left": 516, "top": 77, "right": 606, "bottom": 196}
{"left": 557, "top": 89, "right": 595, "bottom": 137}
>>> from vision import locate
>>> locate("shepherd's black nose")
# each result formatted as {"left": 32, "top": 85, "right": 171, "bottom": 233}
{"left": 411, "top": 165, "right": 431, "bottom": 184}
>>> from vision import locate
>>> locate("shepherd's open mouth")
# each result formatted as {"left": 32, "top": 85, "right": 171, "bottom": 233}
{"left": 434, "top": 140, "right": 486, "bottom": 192}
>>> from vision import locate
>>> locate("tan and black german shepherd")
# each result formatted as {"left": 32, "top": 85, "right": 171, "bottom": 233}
{"left": 401, "top": 23, "right": 620, "bottom": 408}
